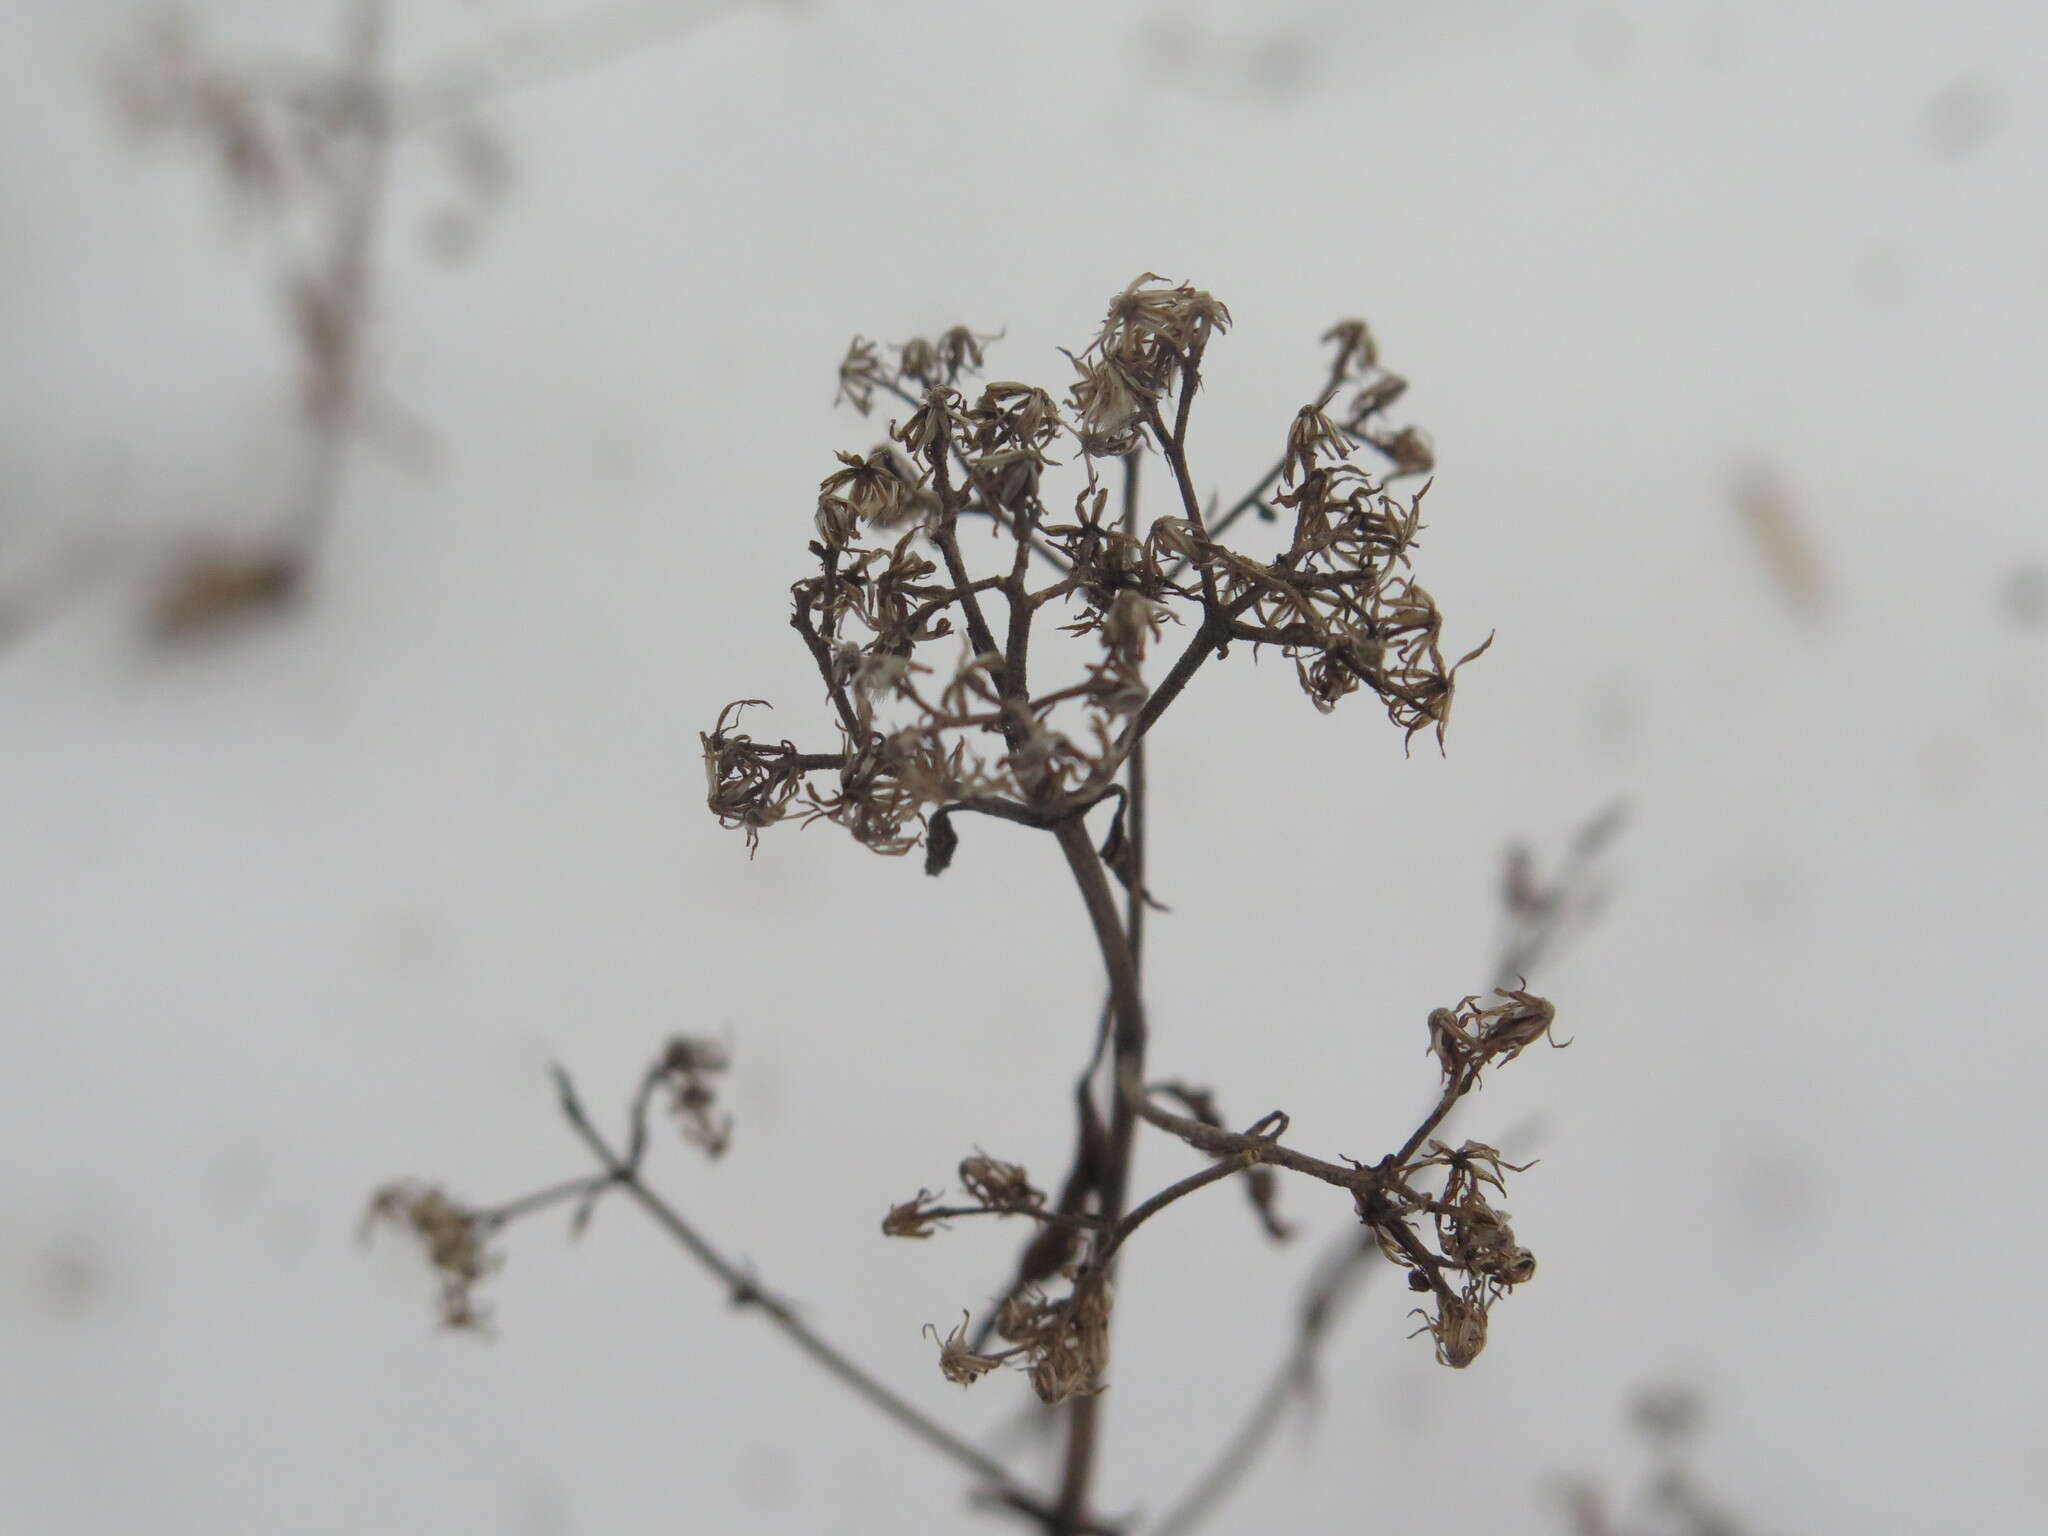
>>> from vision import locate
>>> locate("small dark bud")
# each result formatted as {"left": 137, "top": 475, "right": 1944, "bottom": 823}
{"left": 924, "top": 809, "right": 959, "bottom": 876}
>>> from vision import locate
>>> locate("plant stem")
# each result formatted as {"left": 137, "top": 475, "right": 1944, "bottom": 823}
{"left": 475, "top": 1173, "right": 611, "bottom": 1230}
{"left": 1049, "top": 815, "right": 1149, "bottom": 1534}
{"left": 1050, "top": 447, "right": 1153, "bottom": 1534}
{"left": 547, "top": 1066, "right": 1091, "bottom": 1533}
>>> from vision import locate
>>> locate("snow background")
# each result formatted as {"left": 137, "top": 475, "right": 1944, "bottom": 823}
{"left": 4, "top": 1, "right": 2045, "bottom": 1531}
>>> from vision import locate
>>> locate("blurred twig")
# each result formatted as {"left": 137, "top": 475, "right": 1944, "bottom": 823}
{"left": 1147, "top": 802, "right": 1624, "bottom": 1536}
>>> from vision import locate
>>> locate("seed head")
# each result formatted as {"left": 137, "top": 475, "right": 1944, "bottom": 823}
{"left": 883, "top": 1190, "right": 947, "bottom": 1239}
{"left": 926, "top": 1313, "right": 1006, "bottom": 1386}
{"left": 1410, "top": 1294, "right": 1488, "bottom": 1368}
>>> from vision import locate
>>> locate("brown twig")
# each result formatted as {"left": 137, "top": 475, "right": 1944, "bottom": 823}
{"left": 546, "top": 1064, "right": 1098, "bottom": 1534}
{"left": 1146, "top": 808, "right": 1619, "bottom": 1533}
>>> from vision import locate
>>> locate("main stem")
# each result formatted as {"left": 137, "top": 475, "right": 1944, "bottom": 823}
{"left": 1050, "top": 815, "right": 1148, "bottom": 1533}
{"left": 1051, "top": 451, "right": 1152, "bottom": 1533}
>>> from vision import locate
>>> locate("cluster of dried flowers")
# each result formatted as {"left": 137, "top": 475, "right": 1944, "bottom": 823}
{"left": 884, "top": 973, "right": 1562, "bottom": 1390}
{"left": 705, "top": 275, "right": 1553, "bottom": 1383}
{"left": 893, "top": 1158, "right": 1116, "bottom": 1404}
{"left": 373, "top": 277, "right": 1575, "bottom": 1536}
{"left": 703, "top": 274, "right": 1492, "bottom": 860}
{"left": 363, "top": 1034, "right": 734, "bottom": 1331}
{"left": 361, "top": 1182, "right": 499, "bottom": 1332}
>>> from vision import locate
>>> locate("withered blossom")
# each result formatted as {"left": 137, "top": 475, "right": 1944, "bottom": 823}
{"left": 1411, "top": 1294, "right": 1488, "bottom": 1369}
{"left": 883, "top": 1190, "right": 948, "bottom": 1239}
{"left": 958, "top": 1154, "right": 1045, "bottom": 1213}
{"left": 705, "top": 275, "right": 1490, "bottom": 865}
{"left": 926, "top": 1313, "right": 1007, "bottom": 1386}
{"left": 1024, "top": 1282, "right": 1112, "bottom": 1405}
{"left": 1425, "top": 985, "right": 1563, "bottom": 1087}
{"left": 650, "top": 1035, "right": 732, "bottom": 1158}
{"left": 362, "top": 1182, "right": 498, "bottom": 1331}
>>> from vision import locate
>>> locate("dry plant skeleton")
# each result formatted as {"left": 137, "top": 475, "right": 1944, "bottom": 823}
{"left": 369, "top": 276, "right": 1577, "bottom": 1534}
{"left": 4, "top": 3, "right": 702, "bottom": 651}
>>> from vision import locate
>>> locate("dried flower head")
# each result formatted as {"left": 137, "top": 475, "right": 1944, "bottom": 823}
{"left": 701, "top": 701, "right": 809, "bottom": 851}
{"left": 1465, "top": 984, "right": 1566, "bottom": 1068}
{"left": 1411, "top": 1293, "right": 1489, "bottom": 1369}
{"left": 1321, "top": 318, "right": 1379, "bottom": 377}
{"left": 1410, "top": 1138, "right": 1532, "bottom": 1196}
{"left": 361, "top": 1182, "right": 498, "bottom": 1331}
{"left": 1437, "top": 1191, "right": 1535, "bottom": 1287}
{"left": 926, "top": 1313, "right": 1007, "bottom": 1386}
{"left": 958, "top": 1153, "right": 1045, "bottom": 1213}
{"left": 650, "top": 1035, "right": 732, "bottom": 1158}
{"left": 1025, "top": 1281, "right": 1113, "bottom": 1405}
{"left": 705, "top": 276, "right": 1488, "bottom": 868}
{"left": 993, "top": 1286, "right": 1059, "bottom": 1344}
{"left": 883, "top": 1189, "right": 948, "bottom": 1239}
{"left": 1427, "top": 986, "right": 1563, "bottom": 1090}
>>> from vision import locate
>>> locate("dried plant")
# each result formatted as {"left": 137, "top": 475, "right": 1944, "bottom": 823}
{"left": 105, "top": 2, "right": 407, "bottom": 641}
{"left": 6, "top": 3, "right": 708, "bottom": 653}
{"left": 373, "top": 276, "right": 1603, "bottom": 1534}
{"left": 1556, "top": 1386, "right": 1754, "bottom": 1536}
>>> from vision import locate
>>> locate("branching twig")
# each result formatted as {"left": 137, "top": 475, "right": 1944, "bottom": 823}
{"left": 1146, "top": 808, "right": 1619, "bottom": 1533}
{"left": 383, "top": 278, "right": 1559, "bottom": 1536}
{"left": 545, "top": 1064, "right": 1099, "bottom": 1534}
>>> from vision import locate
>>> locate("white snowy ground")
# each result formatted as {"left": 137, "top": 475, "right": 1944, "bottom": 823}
{"left": 4, "top": 2, "right": 2045, "bottom": 1532}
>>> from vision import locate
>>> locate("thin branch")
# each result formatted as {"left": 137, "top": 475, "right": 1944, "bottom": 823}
{"left": 1052, "top": 447, "right": 1149, "bottom": 1534}
{"left": 1109, "top": 588, "right": 1264, "bottom": 764}
{"left": 474, "top": 1172, "right": 614, "bottom": 1230}
{"left": 1146, "top": 1235, "right": 1377, "bottom": 1536}
{"left": 926, "top": 433, "right": 1005, "bottom": 669}
{"left": 1146, "top": 808, "right": 1621, "bottom": 1535}
{"left": 1093, "top": 1152, "right": 1257, "bottom": 1274}
{"left": 1203, "top": 349, "right": 1349, "bottom": 548}
{"left": 1390, "top": 1066, "right": 1480, "bottom": 1173}
{"left": 790, "top": 598, "right": 867, "bottom": 742}
{"left": 1117, "top": 447, "right": 1151, "bottom": 959}
{"left": 917, "top": 1206, "right": 1110, "bottom": 1232}
{"left": 547, "top": 1064, "right": 1087, "bottom": 1533}
{"left": 1139, "top": 391, "right": 1218, "bottom": 613}
{"left": 1049, "top": 816, "right": 1148, "bottom": 1536}
{"left": 869, "top": 374, "right": 1074, "bottom": 577}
